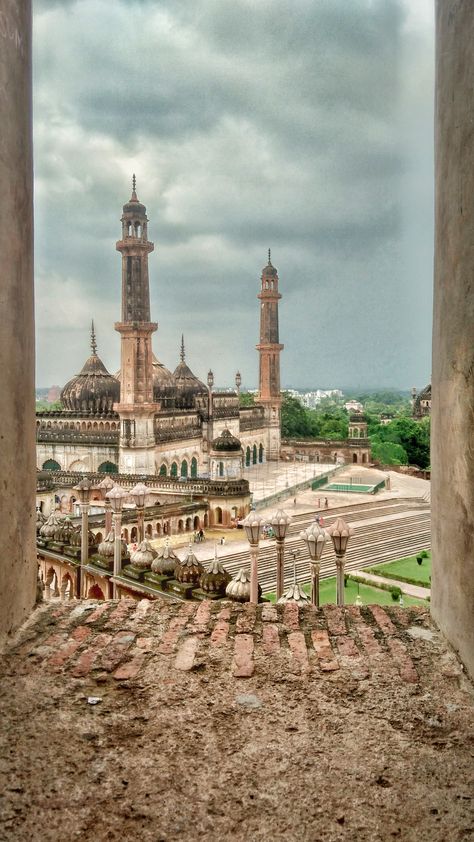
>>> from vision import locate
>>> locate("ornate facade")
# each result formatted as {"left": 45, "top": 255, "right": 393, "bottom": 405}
{"left": 36, "top": 178, "right": 283, "bottom": 479}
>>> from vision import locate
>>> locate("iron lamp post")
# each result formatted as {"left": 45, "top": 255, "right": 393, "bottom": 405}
{"left": 74, "top": 478, "right": 91, "bottom": 568}
{"left": 131, "top": 482, "right": 148, "bottom": 542}
{"left": 106, "top": 484, "right": 128, "bottom": 598}
{"left": 98, "top": 475, "right": 114, "bottom": 535}
{"left": 327, "top": 517, "right": 354, "bottom": 606}
{"left": 270, "top": 509, "right": 291, "bottom": 600}
{"left": 300, "top": 522, "right": 328, "bottom": 608}
{"left": 242, "top": 510, "right": 263, "bottom": 604}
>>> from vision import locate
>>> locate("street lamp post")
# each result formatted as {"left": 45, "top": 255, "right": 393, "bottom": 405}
{"left": 106, "top": 484, "right": 128, "bottom": 599}
{"left": 327, "top": 517, "right": 354, "bottom": 606}
{"left": 131, "top": 482, "right": 148, "bottom": 542}
{"left": 242, "top": 510, "right": 263, "bottom": 604}
{"left": 270, "top": 509, "right": 291, "bottom": 600}
{"left": 300, "top": 522, "right": 328, "bottom": 608}
{"left": 98, "top": 475, "right": 115, "bottom": 535}
{"left": 74, "top": 478, "right": 91, "bottom": 570}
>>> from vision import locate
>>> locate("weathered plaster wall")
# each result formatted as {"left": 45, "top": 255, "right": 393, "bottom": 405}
{"left": 432, "top": 0, "right": 474, "bottom": 677}
{"left": 0, "top": 2, "right": 36, "bottom": 641}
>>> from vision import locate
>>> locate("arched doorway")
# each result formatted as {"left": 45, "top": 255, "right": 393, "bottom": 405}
{"left": 185, "top": 517, "right": 192, "bottom": 532}
{"left": 191, "top": 457, "right": 198, "bottom": 478}
{"left": 193, "top": 515, "right": 200, "bottom": 530}
{"left": 98, "top": 461, "right": 118, "bottom": 473}
{"left": 203, "top": 513, "right": 209, "bottom": 528}
{"left": 146, "top": 523, "right": 153, "bottom": 538}
{"left": 171, "top": 462, "right": 178, "bottom": 478}
{"left": 353, "top": 453, "right": 358, "bottom": 463}
{"left": 42, "top": 459, "right": 61, "bottom": 471}
{"left": 252, "top": 444, "right": 257, "bottom": 464}
{"left": 178, "top": 519, "right": 184, "bottom": 533}
{"left": 88, "top": 583, "right": 105, "bottom": 600}
{"left": 181, "top": 459, "right": 188, "bottom": 478}
{"left": 259, "top": 444, "right": 264, "bottom": 463}
{"left": 131, "top": 526, "right": 138, "bottom": 542}
{"left": 159, "top": 464, "right": 167, "bottom": 476}
{"left": 245, "top": 447, "right": 250, "bottom": 467}
{"left": 215, "top": 506, "right": 223, "bottom": 525}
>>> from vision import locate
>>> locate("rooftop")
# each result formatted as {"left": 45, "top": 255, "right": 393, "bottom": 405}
{"left": 1, "top": 598, "right": 472, "bottom": 841}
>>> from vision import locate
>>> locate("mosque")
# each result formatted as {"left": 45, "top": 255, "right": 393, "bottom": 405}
{"left": 36, "top": 177, "right": 284, "bottom": 482}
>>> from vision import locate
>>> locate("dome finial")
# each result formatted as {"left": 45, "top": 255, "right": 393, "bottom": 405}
{"left": 131, "top": 173, "right": 138, "bottom": 201}
{"left": 268, "top": 248, "right": 272, "bottom": 265}
{"left": 90, "top": 319, "right": 97, "bottom": 355}
{"left": 180, "top": 334, "right": 185, "bottom": 363}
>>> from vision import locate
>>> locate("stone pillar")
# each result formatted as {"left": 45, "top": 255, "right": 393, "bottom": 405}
{"left": 431, "top": 1, "right": 474, "bottom": 677}
{"left": 0, "top": 1, "right": 36, "bottom": 643}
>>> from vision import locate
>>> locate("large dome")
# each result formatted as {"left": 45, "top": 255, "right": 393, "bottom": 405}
{"left": 211, "top": 429, "right": 242, "bottom": 452}
{"left": 173, "top": 336, "right": 207, "bottom": 409}
{"left": 61, "top": 324, "right": 120, "bottom": 413}
{"left": 152, "top": 354, "right": 177, "bottom": 405}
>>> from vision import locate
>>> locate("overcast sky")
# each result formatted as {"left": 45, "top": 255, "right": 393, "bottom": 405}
{"left": 33, "top": 0, "right": 434, "bottom": 391}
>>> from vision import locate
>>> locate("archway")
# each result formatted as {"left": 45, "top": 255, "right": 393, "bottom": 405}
{"left": 185, "top": 517, "right": 192, "bottom": 532}
{"left": 191, "top": 457, "right": 198, "bottom": 478}
{"left": 122, "top": 528, "right": 129, "bottom": 542}
{"left": 252, "top": 444, "right": 257, "bottom": 464}
{"left": 219, "top": 461, "right": 224, "bottom": 477}
{"left": 193, "top": 515, "right": 200, "bottom": 530}
{"left": 362, "top": 453, "right": 368, "bottom": 464}
{"left": 171, "top": 462, "right": 178, "bottom": 478}
{"left": 353, "top": 453, "right": 358, "bottom": 463}
{"left": 203, "top": 513, "right": 209, "bottom": 528}
{"left": 146, "top": 523, "right": 153, "bottom": 538}
{"left": 42, "top": 459, "right": 61, "bottom": 471}
{"left": 98, "top": 461, "right": 118, "bottom": 474}
{"left": 215, "top": 506, "right": 223, "bottom": 525}
{"left": 95, "top": 532, "right": 103, "bottom": 544}
{"left": 180, "top": 459, "right": 188, "bottom": 478}
{"left": 60, "top": 572, "right": 73, "bottom": 600}
{"left": 131, "top": 526, "right": 138, "bottom": 543}
{"left": 69, "top": 460, "right": 87, "bottom": 472}
{"left": 259, "top": 444, "right": 264, "bottom": 463}
{"left": 156, "top": 522, "right": 162, "bottom": 535}
{"left": 245, "top": 447, "right": 250, "bottom": 467}
{"left": 88, "top": 583, "right": 105, "bottom": 600}
{"left": 177, "top": 519, "right": 184, "bottom": 533}
{"left": 159, "top": 463, "right": 167, "bottom": 476}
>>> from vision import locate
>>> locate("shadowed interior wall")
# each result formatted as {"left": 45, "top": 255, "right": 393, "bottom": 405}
{"left": 432, "top": 0, "right": 474, "bottom": 677}
{"left": 0, "top": 1, "right": 36, "bottom": 641}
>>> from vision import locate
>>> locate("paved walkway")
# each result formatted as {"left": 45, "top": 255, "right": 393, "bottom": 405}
{"left": 352, "top": 570, "right": 431, "bottom": 599}
{"left": 0, "top": 598, "right": 472, "bottom": 842}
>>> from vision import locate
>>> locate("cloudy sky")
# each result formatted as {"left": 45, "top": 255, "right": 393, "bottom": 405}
{"left": 33, "top": 0, "right": 434, "bottom": 391}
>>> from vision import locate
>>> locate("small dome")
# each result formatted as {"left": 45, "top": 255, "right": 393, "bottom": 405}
{"left": 97, "top": 531, "right": 115, "bottom": 558}
{"left": 261, "top": 249, "right": 278, "bottom": 277}
{"left": 200, "top": 549, "right": 231, "bottom": 595}
{"left": 39, "top": 511, "right": 62, "bottom": 539}
{"left": 211, "top": 429, "right": 242, "bottom": 452}
{"left": 225, "top": 568, "right": 262, "bottom": 602}
{"left": 174, "top": 544, "right": 204, "bottom": 585}
{"left": 151, "top": 540, "right": 179, "bottom": 575}
{"left": 61, "top": 323, "right": 119, "bottom": 414}
{"left": 53, "top": 517, "right": 76, "bottom": 544}
{"left": 130, "top": 540, "right": 157, "bottom": 572}
{"left": 122, "top": 175, "right": 147, "bottom": 216}
{"left": 277, "top": 582, "right": 310, "bottom": 606}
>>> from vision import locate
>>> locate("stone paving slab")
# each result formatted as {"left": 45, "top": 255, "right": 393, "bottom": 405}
{"left": 0, "top": 598, "right": 472, "bottom": 842}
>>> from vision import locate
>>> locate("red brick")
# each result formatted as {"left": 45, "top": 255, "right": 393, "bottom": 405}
{"left": 42, "top": 632, "right": 67, "bottom": 649}
{"left": 136, "top": 637, "right": 154, "bottom": 651}
{"left": 370, "top": 606, "right": 397, "bottom": 636}
{"left": 193, "top": 600, "right": 211, "bottom": 629}
{"left": 288, "top": 631, "right": 310, "bottom": 674}
{"left": 85, "top": 603, "right": 110, "bottom": 625}
{"left": 158, "top": 616, "right": 190, "bottom": 655}
{"left": 262, "top": 624, "right": 280, "bottom": 655}
{"left": 114, "top": 652, "right": 146, "bottom": 681}
{"left": 283, "top": 602, "right": 299, "bottom": 630}
{"left": 70, "top": 633, "right": 113, "bottom": 678}
{"left": 388, "top": 638, "right": 419, "bottom": 684}
{"left": 337, "top": 636, "right": 360, "bottom": 658}
{"left": 311, "top": 629, "right": 339, "bottom": 672}
{"left": 132, "top": 599, "right": 152, "bottom": 621}
{"left": 210, "top": 620, "right": 229, "bottom": 646}
{"left": 174, "top": 637, "right": 199, "bottom": 671}
{"left": 261, "top": 606, "right": 278, "bottom": 622}
{"left": 48, "top": 628, "right": 91, "bottom": 669}
{"left": 99, "top": 632, "right": 136, "bottom": 671}
{"left": 236, "top": 604, "right": 257, "bottom": 633}
{"left": 356, "top": 625, "right": 381, "bottom": 657}
{"left": 106, "top": 600, "right": 136, "bottom": 626}
{"left": 233, "top": 634, "right": 254, "bottom": 678}
{"left": 217, "top": 606, "right": 231, "bottom": 620}
{"left": 323, "top": 605, "right": 346, "bottom": 636}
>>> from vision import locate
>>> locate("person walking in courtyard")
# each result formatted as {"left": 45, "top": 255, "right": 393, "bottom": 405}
{"left": 324, "top": 498, "right": 329, "bottom": 509}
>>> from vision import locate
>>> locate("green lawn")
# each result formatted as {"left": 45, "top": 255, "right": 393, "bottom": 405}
{"left": 267, "top": 575, "right": 427, "bottom": 606}
{"left": 364, "top": 553, "right": 431, "bottom": 586}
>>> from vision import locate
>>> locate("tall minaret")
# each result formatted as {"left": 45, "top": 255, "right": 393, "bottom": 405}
{"left": 114, "top": 176, "right": 158, "bottom": 474}
{"left": 257, "top": 250, "right": 284, "bottom": 460}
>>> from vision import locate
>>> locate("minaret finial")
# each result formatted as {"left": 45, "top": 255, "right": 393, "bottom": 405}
{"left": 268, "top": 248, "right": 271, "bottom": 265}
{"left": 180, "top": 334, "right": 185, "bottom": 362}
{"left": 131, "top": 173, "right": 137, "bottom": 200}
{"left": 90, "top": 319, "right": 97, "bottom": 355}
